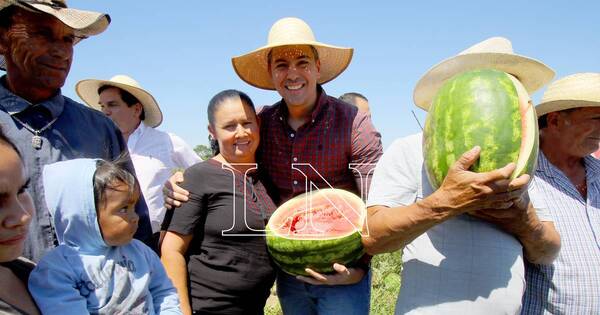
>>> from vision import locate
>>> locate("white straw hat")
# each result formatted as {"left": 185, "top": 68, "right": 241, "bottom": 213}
{"left": 232, "top": 17, "right": 353, "bottom": 90}
{"left": 413, "top": 37, "right": 555, "bottom": 111}
{"left": 76, "top": 75, "right": 163, "bottom": 128}
{"left": 0, "top": 0, "right": 110, "bottom": 70}
{"left": 536, "top": 72, "right": 600, "bottom": 117}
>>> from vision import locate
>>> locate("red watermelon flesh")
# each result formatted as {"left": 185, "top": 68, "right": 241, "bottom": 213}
{"left": 277, "top": 194, "right": 361, "bottom": 238}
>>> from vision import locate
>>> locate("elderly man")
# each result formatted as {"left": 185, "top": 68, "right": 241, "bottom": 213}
{"left": 0, "top": 0, "right": 152, "bottom": 262}
{"left": 521, "top": 73, "right": 600, "bottom": 313}
{"left": 166, "top": 17, "right": 382, "bottom": 314}
{"left": 76, "top": 75, "right": 201, "bottom": 237}
{"left": 363, "top": 37, "right": 561, "bottom": 314}
{"left": 339, "top": 92, "right": 370, "bottom": 114}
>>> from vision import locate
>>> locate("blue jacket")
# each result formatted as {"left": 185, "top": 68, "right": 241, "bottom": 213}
{"left": 28, "top": 159, "right": 181, "bottom": 315}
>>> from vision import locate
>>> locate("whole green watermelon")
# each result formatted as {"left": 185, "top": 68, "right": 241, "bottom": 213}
{"left": 266, "top": 189, "right": 366, "bottom": 276}
{"left": 423, "top": 69, "right": 539, "bottom": 189}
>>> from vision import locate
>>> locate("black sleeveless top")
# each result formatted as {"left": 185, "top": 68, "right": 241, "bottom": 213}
{"left": 0, "top": 257, "right": 38, "bottom": 315}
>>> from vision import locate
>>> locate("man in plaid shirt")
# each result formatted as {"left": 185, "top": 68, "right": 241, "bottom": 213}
{"left": 522, "top": 73, "right": 600, "bottom": 314}
{"left": 232, "top": 17, "right": 382, "bottom": 315}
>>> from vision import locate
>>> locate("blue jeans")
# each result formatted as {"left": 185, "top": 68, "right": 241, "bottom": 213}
{"left": 276, "top": 270, "right": 371, "bottom": 315}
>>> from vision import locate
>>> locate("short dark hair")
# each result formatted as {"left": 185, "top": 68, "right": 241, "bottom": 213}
{"left": 93, "top": 153, "right": 139, "bottom": 213}
{"left": 266, "top": 45, "right": 320, "bottom": 67}
{"left": 538, "top": 108, "right": 578, "bottom": 129}
{"left": 339, "top": 92, "right": 368, "bottom": 106}
{"left": 207, "top": 89, "right": 256, "bottom": 156}
{"left": 97, "top": 85, "right": 146, "bottom": 121}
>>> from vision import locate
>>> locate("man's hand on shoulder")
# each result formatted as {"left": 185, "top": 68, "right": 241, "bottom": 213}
{"left": 163, "top": 171, "right": 188, "bottom": 209}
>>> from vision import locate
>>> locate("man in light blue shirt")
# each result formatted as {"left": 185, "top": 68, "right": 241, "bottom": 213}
{"left": 0, "top": 0, "right": 152, "bottom": 261}
{"left": 523, "top": 72, "right": 600, "bottom": 314}
{"left": 363, "top": 37, "right": 561, "bottom": 314}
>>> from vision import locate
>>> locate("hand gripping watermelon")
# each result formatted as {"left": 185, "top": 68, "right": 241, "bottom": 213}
{"left": 423, "top": 69, "right": 539, "bottom": 189}
{"left": 266, "top": 188, "right": 366, "bottom": 276}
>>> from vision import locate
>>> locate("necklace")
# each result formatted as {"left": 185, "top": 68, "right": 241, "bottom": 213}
{"left": 575, "top": 180, "right": 587, "bottom": 197}
{"left": 10, "top": 114, "right": 59, "bottom": 150}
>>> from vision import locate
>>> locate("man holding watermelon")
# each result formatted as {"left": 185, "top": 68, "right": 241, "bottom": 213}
{"left": 364, "top": 37, "right": 561, "bottom": 314}
{"left": 522, "top": 72, "right": 600, "bottom": 313}
{"left": 165, "top": 17, "right": 382, "bottom": 314}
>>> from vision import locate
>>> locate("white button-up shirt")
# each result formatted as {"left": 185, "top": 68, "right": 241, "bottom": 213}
{"left": 128, "top": 123, "right": 201, "bottom": 233}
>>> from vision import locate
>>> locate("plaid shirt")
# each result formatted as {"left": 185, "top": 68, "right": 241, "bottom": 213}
{"left": 258, "top": 86, "right": 382, "bottom": 204}
{"left": 522, "top": 152, "right": 600, "bottom": 314}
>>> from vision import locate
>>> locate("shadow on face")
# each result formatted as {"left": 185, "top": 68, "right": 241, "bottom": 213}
{"left": 0, "top": 141, "right": 33, "bottom": 262}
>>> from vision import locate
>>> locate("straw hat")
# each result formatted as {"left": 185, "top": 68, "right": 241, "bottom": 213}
{"left": 413, "top": 37, "right": 555, "bottom": 111}
{"left": 0, "top": 0, "right": 110, "bottom": 70}
{"left": 76, "top": 75, "right": 163, "bottom": 128}
{"left": 231, "top": 17, "right": 353, "bottom": 90}
{"left": 536, "top": 72, "right": 600, "bottom": 117}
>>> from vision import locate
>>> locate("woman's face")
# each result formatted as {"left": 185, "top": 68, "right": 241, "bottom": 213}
{"left": 209, "top": 98, "right": 260, "bottom": 163}
{"left": 0, "top": 142, "right": 33, "bottom": 262}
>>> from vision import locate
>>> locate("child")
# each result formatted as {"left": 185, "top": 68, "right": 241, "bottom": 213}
{"left": 28, "top": 158, "right": 182, "bottom": 315}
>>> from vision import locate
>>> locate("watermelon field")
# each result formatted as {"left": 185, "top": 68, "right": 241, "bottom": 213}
{"left": 264, "top": 250, "right": 403, "bottom": 314}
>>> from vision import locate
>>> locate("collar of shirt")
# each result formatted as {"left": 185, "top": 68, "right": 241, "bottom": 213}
{"left": 127, "top": 121, "right": 148, "bottom": 151}
{"left": 273, "top": 85, "right": 328, "bottom": 129}
{"left": 538, "top": 151, "right": 600, "bottom": 186}
{"left": 0, "top": 76, "right": 65, "bottom": 119}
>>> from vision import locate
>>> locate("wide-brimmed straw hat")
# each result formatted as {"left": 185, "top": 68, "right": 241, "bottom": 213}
{"left": 0, "top": 0, "right": 110, "bottom": 70}
{"left": 536, "top": 72, "right": 600, "bottom": 117}
{"left": 232, "top": 17, "right": 353, "bottom": 90}
{"left": 413, "top": 37, "right": 555, "bottom": 111}
{"left": 76, "top": 75, "right": 163, "bottom": 128}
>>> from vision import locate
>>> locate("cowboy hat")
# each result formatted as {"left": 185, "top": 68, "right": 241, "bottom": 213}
{"left": 536, "top": 72, "right": 600, "bottom": 117}
{"left": 0, "top": 0, "right": 110, "bottom": 70}
{"left": 76, "top": 75, "right": 163, "bottom": 128}
{"left": 413, "top": 37, "right": 555, "bottom": 111}
{"left": 231, "top": 17, "right": 353, "bottom": 90}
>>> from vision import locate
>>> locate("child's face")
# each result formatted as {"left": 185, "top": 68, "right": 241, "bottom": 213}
{"left": 97, "top": 181, "right": 140, "bottom": 246}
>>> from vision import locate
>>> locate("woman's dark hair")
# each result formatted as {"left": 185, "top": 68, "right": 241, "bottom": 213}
{"left": 0, "top": 126, "right": 22, "bottom": 160}
{"left": 207, "top": 89, "right": 256, "bottom": 156}
{"left": 93, "top": 152, "right": 139, "bottom": 212}
{"left": 97, "top": 85, "right": 146, "bottom": 121}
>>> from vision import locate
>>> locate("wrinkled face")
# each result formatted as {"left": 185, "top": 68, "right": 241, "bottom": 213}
{"left": 99, "top": 87, "right": 142, "bottom": 135}
{"left": 0, "top": 143, "right": 33, "bottom": 262}
{"left": 209, "top": 97, "right": 260, "bottom": 163}
{"left": 548, "top": 107, "right": 600, "bottom": 157}
{"left": 0, "top": 8, "right": 75, "bottom": 94}
{"left": 269, "top": 45, "right": 321, "bottom": 109}
{"left": 96, "top": 181, "right": 139, "bottom": 246}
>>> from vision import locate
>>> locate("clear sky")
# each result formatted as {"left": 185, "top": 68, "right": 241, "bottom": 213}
{"left": 64, "top": 0, "right": 600, "bottom": 149}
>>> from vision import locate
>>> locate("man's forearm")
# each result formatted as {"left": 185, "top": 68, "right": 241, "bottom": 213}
{"left": 516, "top": 219, "right": 561, "bottom": 265}
{"left": 361, "top": 195, "right": 457, "bottom": 255}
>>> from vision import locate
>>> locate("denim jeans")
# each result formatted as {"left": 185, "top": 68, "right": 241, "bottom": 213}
{"left": 276, "top": 269, "right": 371, "bottom": 315}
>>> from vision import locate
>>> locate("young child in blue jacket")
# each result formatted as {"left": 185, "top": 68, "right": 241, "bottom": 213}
{"left": 28, "top": 158, "right": 181, "bottom": 314}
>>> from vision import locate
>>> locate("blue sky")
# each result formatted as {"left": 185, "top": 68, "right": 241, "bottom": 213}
{"left": 64, "top": 0, "right": 600, "bottom": 149}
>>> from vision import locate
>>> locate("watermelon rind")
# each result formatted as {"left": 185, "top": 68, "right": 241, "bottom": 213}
{"left": 266, "top": 188, "right": 366, "bottom": 276}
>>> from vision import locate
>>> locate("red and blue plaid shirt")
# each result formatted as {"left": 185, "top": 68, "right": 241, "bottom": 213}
{"left": 258, "top": 86, "right": 383, "bottom": 205}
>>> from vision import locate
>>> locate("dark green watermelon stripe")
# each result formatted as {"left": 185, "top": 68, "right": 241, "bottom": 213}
{"left": 271, "top": 247, "right": 365, "bottom": 276}
{"left": 268, "top": 242, "right": 364, "bottom": 265}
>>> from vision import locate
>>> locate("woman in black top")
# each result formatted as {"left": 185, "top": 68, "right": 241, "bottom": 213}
{"left": 0, "top": 128, "right": 40, "bottom": 315}
{"left": 161, "top": 90, "right": 277, "bottom": 315}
